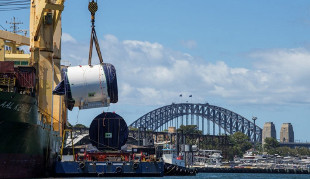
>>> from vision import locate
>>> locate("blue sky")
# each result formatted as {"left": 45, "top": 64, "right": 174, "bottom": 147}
{"left": 1, "top": 0, "right": 310, "bottom": 142}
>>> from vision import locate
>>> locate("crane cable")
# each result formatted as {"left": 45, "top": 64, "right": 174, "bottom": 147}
{"left": 88, "top": 0, "right": 104, "bottom": 66}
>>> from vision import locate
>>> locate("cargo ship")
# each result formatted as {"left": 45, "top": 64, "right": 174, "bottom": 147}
{"left": 0, "top": 30, "right": 62, "bottom": 177}
{"left": 0, "top": 91, "right": 61, "bottom": 178}
{"left": 0, "top": 1, "right": 67, "bottom": 177}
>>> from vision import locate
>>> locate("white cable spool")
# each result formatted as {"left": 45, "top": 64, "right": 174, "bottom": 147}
{"left": 66, "top": 64, "right": 110, "bottom": 109}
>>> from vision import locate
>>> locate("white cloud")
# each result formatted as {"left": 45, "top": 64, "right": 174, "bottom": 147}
{"left": 123, "top": 40, "right": 163, "bottom": 60}
{"left": 62, "top": 34, "right": 310, "bottom": 106}
{"left": 120, "top": 83, "right": 134, "bottom": 97}
{"left": 62, "top": 32, "right": 77, "bottom": 43}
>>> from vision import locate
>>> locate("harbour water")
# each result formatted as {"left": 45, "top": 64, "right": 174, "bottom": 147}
{"left": 56, "top": 173, "right": 310, "bottom": 179}
{"left": 190, "top": 173, "right": 310, "bottom": 179}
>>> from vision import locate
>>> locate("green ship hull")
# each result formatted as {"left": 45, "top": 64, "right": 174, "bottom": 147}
{"left": 0, "top": 92, "right": 61, "bottom": 178}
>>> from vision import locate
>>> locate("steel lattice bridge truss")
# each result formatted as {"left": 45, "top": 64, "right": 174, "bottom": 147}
{"left": 129, "top": 103, "right": 262, "bottom": 143}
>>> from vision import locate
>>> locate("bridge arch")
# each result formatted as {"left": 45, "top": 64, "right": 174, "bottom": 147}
{"left": 129, "top": 103, "right": 262, "bottom": 143}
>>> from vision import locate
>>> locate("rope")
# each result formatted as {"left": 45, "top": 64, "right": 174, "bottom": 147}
{"left": 98, "top": 115, "right": 99, "bottom": 148}
{"left": 166, "top": 165, "right": 176, "bottom": 174}
{"left": 107, "top": 116, "right": 110, "bottom": 147}
{"left": 74, "top": 109, "right": 80, "bottom": 126}
{"left": 88, "top": 19, "right": 104, "bottom": 65}
{"left": 88, "top": 0, "right": 104, "bottom": 66}
{"left": 118, "top": 118, "right": 120, "bottom": 149}
{"left": 88, "top": 28, "right": 94, "bottom": 65}
{"left": 94, "top": 109, "right": 110, "bottom": 149}
{"left": 35, "top": 103, "right": 64, "bottom": 127}
{"left": 98, "top": 65, "right": 105, "bottom": 97}
{"left": 93, "top": 29, "right": 103, "bottom": 64}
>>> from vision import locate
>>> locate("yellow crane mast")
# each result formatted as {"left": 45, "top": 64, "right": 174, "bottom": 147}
{"left": 29, "top": 0, "right": 66, "bottom": 135}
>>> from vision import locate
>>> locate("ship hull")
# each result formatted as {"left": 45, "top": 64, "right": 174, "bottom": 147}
{"left": 0, "top": 92, "right": 61, "bottom": 178}
{"left": 0, "top": 154, "right": 44, "bottom": 178}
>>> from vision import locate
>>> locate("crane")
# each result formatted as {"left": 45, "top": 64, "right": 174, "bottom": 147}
{"left": 29, "top": 0, "right": 117, "bottom": 134}
{"left": 30, "top": 0, "right": 65, "bottom": 134}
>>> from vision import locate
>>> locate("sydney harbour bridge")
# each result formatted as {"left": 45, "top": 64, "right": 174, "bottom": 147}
{"left": 129, "top": 103, "right": 262, "bottom": 143}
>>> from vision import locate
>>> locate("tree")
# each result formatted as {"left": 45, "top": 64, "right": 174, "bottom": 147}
{"left": 128, "top": 126, "right": 138, "bottom": 131}
{"left": 263, "top": 138, "right": 310, "bottom": 156}
{"left": 276, "top": 147, "right": 296, "bottom": 157}
{"left": 177, "top": 125, "right": 202, "bottom": 135}
{"left": 74, "top": 123, "right": 87, "bottom": 128}
{"left": 229, "top": 132, "right": 252, "bottom": 157}
{"left": 296, "top": 147, "right": 310, "bottom": 156}
{"left": 264, "top": 137, "right": 279, "bottom": 154}
{"left": 177, "top": 125, "right": 202, "bottom": 145}
{"left": 67, "top": 122, "right": 73, "bottom": 128}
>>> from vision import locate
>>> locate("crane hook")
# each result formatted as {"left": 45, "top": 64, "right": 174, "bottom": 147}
{"left": 88, "top": 0, "right": 98, "bottom": 26}
{"left": 88, "top": 0, "right": 103, "bottom": 66}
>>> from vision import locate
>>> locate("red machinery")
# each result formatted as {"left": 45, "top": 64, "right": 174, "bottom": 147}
{"left": 75, "top": 151, "right": 130, "bottom": 162}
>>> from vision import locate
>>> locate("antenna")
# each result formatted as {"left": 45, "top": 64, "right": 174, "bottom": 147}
{"left": 6, "top": 17, "right": 24, "bottom": 34}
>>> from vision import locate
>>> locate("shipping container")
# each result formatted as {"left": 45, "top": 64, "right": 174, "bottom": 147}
{"left": 0, "top": 61, "right": 15, "bottom": 73}
{"left": 16, "top": 67, "right": 36, "bottom": 89}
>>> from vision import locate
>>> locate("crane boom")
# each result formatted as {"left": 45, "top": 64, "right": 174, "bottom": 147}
{"left": 0, "top": 29, "right": 30, "bottom": 46}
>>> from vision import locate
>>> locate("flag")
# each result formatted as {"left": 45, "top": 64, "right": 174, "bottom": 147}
{"left": 179, "top": 94, "right": 182, "bottom": 97}
{"left": 189, "top": 95, "right": 192, "bottom": 97}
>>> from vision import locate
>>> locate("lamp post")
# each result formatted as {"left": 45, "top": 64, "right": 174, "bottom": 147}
{"left": 252, "top": 117, "right": 257, "bottom": 151}
{"left": 179, "top": 94, "right": 182, "bottom": 103}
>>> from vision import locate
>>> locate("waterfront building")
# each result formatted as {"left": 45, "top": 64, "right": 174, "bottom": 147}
{"left": 262, "top": 122, "right": 276, "bottom": 145}
{"left": 168, "top": 127, "right": 176, "bottom": 133}
{"left": 280, "top": 123, "right": 294, "bottom": 143}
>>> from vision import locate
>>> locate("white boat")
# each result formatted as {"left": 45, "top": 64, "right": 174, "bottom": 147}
{"left": 194, "top": 150, "right": 223, "bottom": 168}
{"left": 162, "top": 148, "right": 185, "bottom": 167}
